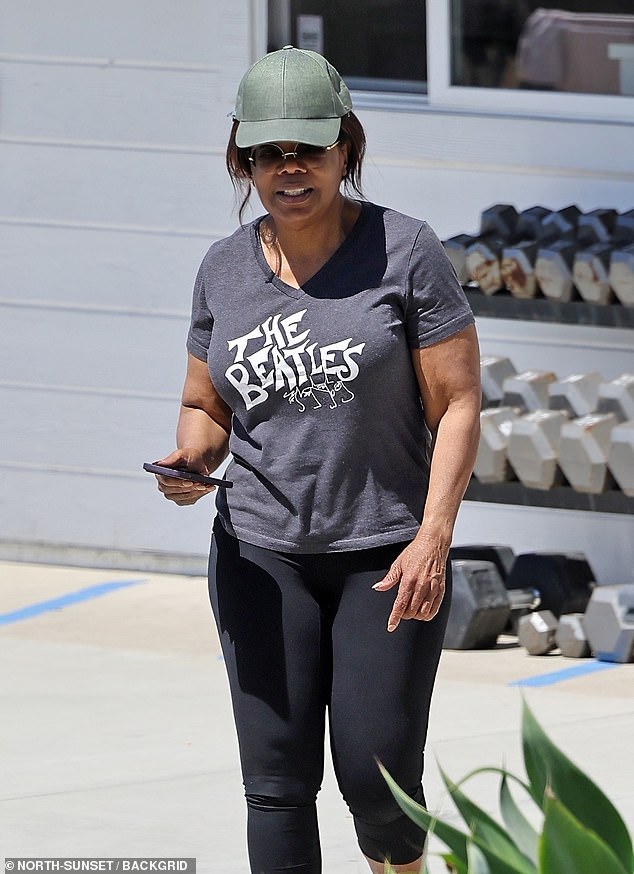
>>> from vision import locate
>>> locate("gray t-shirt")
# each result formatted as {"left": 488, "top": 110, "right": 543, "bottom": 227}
{"left": 187, "top": 201, "right": 474, "bottom": 553}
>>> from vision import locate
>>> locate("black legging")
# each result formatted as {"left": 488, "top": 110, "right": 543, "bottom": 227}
{"left": 208, "top": 520, "right": 452, "bottom": 872}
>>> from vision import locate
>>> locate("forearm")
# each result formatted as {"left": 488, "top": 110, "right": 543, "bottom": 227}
{"left": 416, "top": 397, "right": 480, "bottom": 549}
{"left": 176, "top": 404, "right": 230, "bottom": 472}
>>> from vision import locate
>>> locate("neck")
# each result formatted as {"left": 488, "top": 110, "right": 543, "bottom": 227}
{"left": 266, "top": 194, "right": 350, "bottom": 255}
{"left": 260, "top": 196, "right": 361, "bottom": 287}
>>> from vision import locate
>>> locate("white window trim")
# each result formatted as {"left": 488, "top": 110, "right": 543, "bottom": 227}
{"left": 427, "top": 0, "right": 634, "bottom": 124}
{"left": 259, "top": 0, "right": 634, "bottom": 123}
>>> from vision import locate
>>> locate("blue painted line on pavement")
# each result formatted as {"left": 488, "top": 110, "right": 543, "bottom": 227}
{"left": 0, "top": 578, "right": 146, "bottom": 626}
{"left": 509, "top": 660, "right": 620, "bottom": 687}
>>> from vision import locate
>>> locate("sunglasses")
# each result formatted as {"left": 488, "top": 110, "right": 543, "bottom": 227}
{"left": 248, "top": 141, "right": 340, "bottom": 170}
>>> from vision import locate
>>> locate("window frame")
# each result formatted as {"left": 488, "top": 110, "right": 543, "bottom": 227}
{"left": 427, "top": 1, "right": 634, "bottom": 124}
{"left": 257, "top": 0, "right": 634, "bottom": 124}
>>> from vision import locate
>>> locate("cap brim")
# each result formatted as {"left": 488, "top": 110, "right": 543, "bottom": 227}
{"left": 235, "top": 117, "right": 341, "bottom": 148}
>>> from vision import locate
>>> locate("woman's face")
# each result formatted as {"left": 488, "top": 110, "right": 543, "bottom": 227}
{"left": 249, "top": 140, "right": 349, "bottom": 229}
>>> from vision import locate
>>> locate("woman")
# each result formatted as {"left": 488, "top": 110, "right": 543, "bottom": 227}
{"left": 152, "top": 46, "right": 481, "bottom": 874}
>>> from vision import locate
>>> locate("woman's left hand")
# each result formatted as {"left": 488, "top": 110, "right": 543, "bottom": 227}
{"left": 372, "top": 535, "right": 447, "bottom": 632}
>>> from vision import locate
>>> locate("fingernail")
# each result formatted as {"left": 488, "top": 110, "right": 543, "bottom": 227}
{"left": 372, "top": 582, "right": 382, "bottom": 590}
{"left": 387, "top": 622, "right": 396, "bottom": 632}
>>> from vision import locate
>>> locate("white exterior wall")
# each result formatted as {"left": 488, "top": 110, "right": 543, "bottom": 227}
{"left": 1, "top": 1, "right": 633, "bottom": 581}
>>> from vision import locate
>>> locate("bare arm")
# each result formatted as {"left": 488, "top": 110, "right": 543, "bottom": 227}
{"left": 154, "top": 353, "right": 232, "bottom": 506}
{"left": 373, "top": 325, "right": 481, "bottom": 630}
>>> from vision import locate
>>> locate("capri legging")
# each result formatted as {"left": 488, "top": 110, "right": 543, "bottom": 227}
{"left": 208, "top": 520, "right": 452, "bottom": 872}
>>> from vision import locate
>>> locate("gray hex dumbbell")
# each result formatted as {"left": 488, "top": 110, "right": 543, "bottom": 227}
{"left": 577, "top": 208, "right": 618, "bottom": 246}
{"left": 518, "top": 610, "right": 558, "bottom": 655}
{"left": 597, "top": 374, "right": 634, "bottom": 423}
{"left": 541, "top": 205, "right": 581, "bottom": 240}
{"left": 506, "top": 410, "right": 568, "bottom": 490}
{"left": 583, "top": 584, "right": 634, "bottom": 663}
{"left": 502, "top": 370, "right": 557, "bottom": 412}
{"left": 558, "top": 413, "right": 618, "bottom": 493}
{"left": 474, "top": 407, "right": 521, "bottom": 483}
{"left": 548, "top": 372, "right": 601, "bottom": 418}
{"left": 444, "top": 560, "right": 512, "bottom": 650}
{"left": 608, "top": 421, "right": 634, "bottom": 496}
{"left": 480, "top": 203, "right": 519, "bottom": 240}
{"left": 481, "top": 356, "right": 517, "bottom": 408}
{"left": 555, "top": 613, "right": 590, "bottom": 658}
{"left": 516, "top": 205, "right": 551, "bottom": 240}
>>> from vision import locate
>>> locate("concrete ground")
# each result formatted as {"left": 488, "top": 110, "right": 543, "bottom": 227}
{"left": 1, "top": 560, "right": 633, "bottom": 873}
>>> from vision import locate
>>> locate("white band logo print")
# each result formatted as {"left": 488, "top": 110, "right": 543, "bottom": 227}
{"left": 225, "top": 309, "right": 365, "bottom": 411}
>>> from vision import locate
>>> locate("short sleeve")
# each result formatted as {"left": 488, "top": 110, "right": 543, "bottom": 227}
{"left": 405, "top": 222, "right": 475, "bottom": 348}
{"left": 186, "top": 261, "right": 213, "bottom": 361}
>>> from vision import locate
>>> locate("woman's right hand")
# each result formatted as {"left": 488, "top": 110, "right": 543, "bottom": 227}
{"left": 152, "top": 448, "right": 217, "bottom": 506}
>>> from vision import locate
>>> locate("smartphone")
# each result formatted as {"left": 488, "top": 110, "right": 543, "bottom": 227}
{"left": 143, "top": 462, "right": 233, "bottom": 488}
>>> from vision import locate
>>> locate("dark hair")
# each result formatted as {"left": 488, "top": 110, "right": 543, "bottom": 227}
{"left": 225, "top": 112, "right": 367, "bottom": 224}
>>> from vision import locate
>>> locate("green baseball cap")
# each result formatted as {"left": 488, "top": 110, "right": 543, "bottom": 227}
{"left": 234, "top": 45, "right": 352, "bottom": 148}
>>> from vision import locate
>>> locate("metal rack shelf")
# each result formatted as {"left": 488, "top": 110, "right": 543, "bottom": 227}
{"left": 463, "top": 287, "right": 634, "bottom": 329}
{"left": 464, "top": 478, "right": 634, "bottom": 515}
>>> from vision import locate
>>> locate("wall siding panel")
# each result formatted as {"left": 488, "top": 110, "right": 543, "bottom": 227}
{"left": 2, "top": 1, "right": 632, "bottom": 580}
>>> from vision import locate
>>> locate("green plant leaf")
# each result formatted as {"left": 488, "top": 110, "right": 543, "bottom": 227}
{"left": 522, "top": 699, "right": 633, "bottom": 871}
{"left": 439, "top": 767, "right": 536, "bottom": 874}
{"left": 539, "top": 793, "right": 631, "bottom": 874}
{"left": 381, "top": 762, "right": 535, "bottom": 874}
{"left": 379, "top": 762, "right": 470, "bottom": 867}
{"left": 499, "top": 771, "right": 539, "bottom": 866}
{"left": 467, "top": 839, "right": 493, "bottom": 874}
{"left": 442, "top": 852, "right": 468, "bottom": 874}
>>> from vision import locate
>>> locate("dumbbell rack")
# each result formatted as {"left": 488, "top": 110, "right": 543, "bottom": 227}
{"left": 464, "top": 285, "right": 634, "bottom": 516}
{"left": 455, "top": 291, "right": 633, "bottom": 585}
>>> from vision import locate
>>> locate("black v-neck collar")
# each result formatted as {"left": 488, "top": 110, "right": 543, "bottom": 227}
{"left": 250, "top": 201, "right": 371, "bottom": 301}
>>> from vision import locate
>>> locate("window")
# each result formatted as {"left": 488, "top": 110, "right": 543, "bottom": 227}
{"left": 265, "top": 1, "right": 634, "bottom": 120}
{"left": 451, "top": 1, "right": 634, "bottom": 97}
{"left": 267, "top": 0, "right": 427, "bottom": 93}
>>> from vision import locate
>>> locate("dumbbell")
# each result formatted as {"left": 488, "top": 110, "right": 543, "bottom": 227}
{"left": 597, "top": 374, "right": 634, "bottom": 422}
{"left": 506, "top": 410, "right": 568, "bottom": 490}
{"left": 555, "top": 613, "right": 591, "bottom": 658}
{"left": 479, "top": 203, "right": 519, "bottom": 240}
{"left": 608, "top": 421, "right": 634, "bottom": 496}
{"left": 535, "top": 239, "right": 578, "bottom": 302}
{"left": 505, "top": 551, "right": 595, "bottom": 618}
{"left": 449, "top": 544, "right": 539, "bottom": 634}
{"left": 518, "top": 610, "right": 558, "bottom": 655}
{"left": 502, "top": 370, "right": 557, "bottom": 412}
{"left": 443, "top": 233, "right": 481, "bottom": 283}
{"left": 548, "top": 372, "right": 601, "bottom": 418}
{"left": 583, "top": 584, "right": 634, "bottom": 663}
{"left": 501, "top": 241, "right": 538, "bottom": 299}
{"left": 443, "top": 560, "right": 512, "bottom": 650}
{"left": 450, "top": 544, "right": 515, "bottom": 583}
{"left": 481, "top": 356, "right": 517, "bottom": 408}
{"left": 515, "top": 205, "right": 551, "bottom": 241}
{"left": 573, "top": 243, "right": 613, "bottom": 305}
{"left": 576, "top": 208, "right": 618, "bottom": 246}
{"left": 609, "top": 244, "right": 634, "bottom": 306}
{"left": 520, "top": 611, "right": 593, "bottom": 658}
{"left": 465, "top": 239, "right": 505, "bottom": 294}
{"left": 474, "top": 407, "right": 521, "bottom": 483}
{"left": 540, "top": 204, "right": 581, "bottom": 240}
{"left": 614, "top": 208, "right": 634, "bottom": 245}
{"left": 558, "top": 412, "right": 619, "bottom": 494}
{"left": 449, "top": 547, "right": 595, "bottom": 638}
{"left": 555, "top": 375, "right": 634, "bottom": 494}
